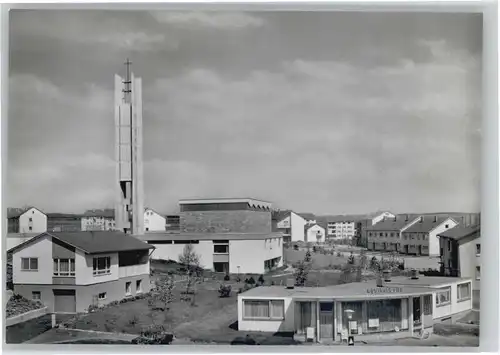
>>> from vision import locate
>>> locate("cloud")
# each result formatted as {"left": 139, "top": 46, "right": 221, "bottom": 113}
{"left": 150, "top": 11, "right": 264, "bottom": 30}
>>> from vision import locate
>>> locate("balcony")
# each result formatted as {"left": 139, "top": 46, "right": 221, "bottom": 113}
{"left": 118, "top": 263, "right": 149, "bottom": 278}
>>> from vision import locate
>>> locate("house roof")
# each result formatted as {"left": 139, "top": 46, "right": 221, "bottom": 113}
{"left": 7, "top": 206, "right": 46, "bottom": 219}
{"left": 8, "top": 231, "right": 154, "bottom": 254}
{"left": 47, "top": 213, "right": 84, "bottom": 219}
{"left": 304, "top": 223, "right": 326, "bottom": 232}
{"left": 403, "top": 216, "right": 456, "bottom": 233}
{"left": 178, "top": 198, "right": 272, "bottom": 209}
{"left": 437, "top": 225, "right": 480, "bottom": 241}
{"left": 365, "top": 214, "right": 421, "bottom": 231}
{"left": 135, "top": 232, "right": 283, "bottom": 242}
{"left": 322, "top": 214, "right": 367, "bottom": 223}
{"left": 238, "top": 276, "right": 469, "bottom": 300}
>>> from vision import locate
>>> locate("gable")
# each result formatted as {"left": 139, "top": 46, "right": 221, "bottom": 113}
{"left": 10, "top": 233, "right": 51, "bottom": 255}
{"left": 277, "top": 216, "right": 291, "bottom": 228}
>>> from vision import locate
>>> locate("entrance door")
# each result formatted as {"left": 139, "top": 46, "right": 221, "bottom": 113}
{"left": 413, "top": 297, "right": 421, "bottom": 327}
{"left": 53, "top": 289, "right": 76, "bottom": 313}
{"left": 418, "top": 245, "right": 422, "bottom": 255}
{"left": 319, "top": 302, "right": 334, "bottom": 341}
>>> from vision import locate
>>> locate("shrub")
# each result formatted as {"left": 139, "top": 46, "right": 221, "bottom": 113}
{"left": 218, "top": 284, "right": 232, "bottom": 298}
{"left": 258, "top": 274, "right": 265, "bottom": 284}
{"left": 133, "top": 325, "right": 173, "bottom": 344}
{"left": 235, "top": 275, "right": 241, "bottom": 283}
{"left": 128, "top": 315, "right": 139, "bottom": 325}
{"left": 293, "top": 244, "right": 299, "bottom": 250}
{"left": 224, "top": 274, "right": 230, "bottom": 281}
{"left": 87, "top": 304, "right": 99, "bottom": 313}
{"left": 337, "top": 251, "right": 342, "bottom": 257}
{"left": 247, "top": 276, "right": 256, "bottom": 285}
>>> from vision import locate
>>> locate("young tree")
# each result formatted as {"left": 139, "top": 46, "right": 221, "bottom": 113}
{"left": 178, "top": 244, "right": 202, "bottom": 299}
{"left": 347, "top": 252, "right": 355, "bottom": 265}
{"left": 151, "top": 274, "right": 175, "bottom": 311}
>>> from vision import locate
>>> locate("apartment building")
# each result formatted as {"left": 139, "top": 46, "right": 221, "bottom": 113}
{"left": 357, "top": 211, "right": 396, "bottom": 247}
{"left": 139, "top": 198, "right": 283, "bottom": 274}
{"left": 9, "top": 231, "right": 153, "bottom": 313}
{"left": 144, "top": 208, "right": 166, "bottom": 232}
{"left": 274, "top": 211, "right": 307, "bottom": 243}
{"left": 7, "top": 207, "right": 47, "bottom": 234}
{"left": 166, "top": 215, "right": 180, "bottom": 231}
{"left": 81, "top": 209, "right": 116, "bottom": 231}
{"left": 400, "top": 216, "right": 458, "bottom": 256}
{"left": 438, "top": 225, "right": 481, "bottom": 290}
{"left": 365, "top": 214, "right": 421, "bottom": 252}
{"left": 325, "top": 216, "right": 359, "bottom": 241}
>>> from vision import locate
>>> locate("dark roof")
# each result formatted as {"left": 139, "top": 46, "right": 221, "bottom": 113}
{"left": 83, "top": 209, "right": 115, "bottom": 218}
{"left": 135, "top": 232, "right": 283, "bottom": 242}
{"left": 438, "top": 225, "right": 480, "bottom": 241}
{"left": 47, "top": 213, "right": 84, "bottom": 219}
{"left": 7, "top": 206, "right": 45, "bottom": 219}
{"left": 403, "top": 216, "right": 456, "bottom": 233}
{"left": 8, "top": 231, "right": 153, "bottom": 254}
{"left": 365, "top": 214, "right": 421, "bottom": 231}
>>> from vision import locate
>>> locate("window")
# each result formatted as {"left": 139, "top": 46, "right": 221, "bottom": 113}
{"left": 98, "top": 292, "right": 107, "bottom": 300}
{"left": 93, "top": 256, "right": 111, "bottom": 275}
{"left": 476, "top": 244, "right": 481, "bottom": 255}
{"left": 447, "top": 240, "right": 452, "bottom": 252}
{"left": 476, "top": 266, "right": 481, "bottom": 280}
{"left": 29, "top": 218, "right": 33, "bottom": 222}
{"left": 32, "top": 291, "right": 41, "bottom": 301}
{"left": 53, "top": 258, "right": 75, "bottom": 276}
{"left": 214, "top": 244, "right": 229, "bottom": 253}
{"left": 445, "top": 224, "right": 449, "bottom": 228}
{"left": 243, "top": 300, "right": 284, "bottom": 320}
{"left": 136, "top": 280, "right": 142, "bottom": 293}
{"left": 125, "top": 281, "right": 132, "bottom": 296}
{"left": 21, "top": 257, "right": 38, "bottom": 271}
{"left": 145, "top": 227, "right": 149, "bottom": 231}
{"left": 379, "top": 233, "right": 383, "bottom": 237}
{"left": 29, "top": 226, "right": 32, "bottom": 231}
{"left": 435, "top": 287, "right": 451, "bottom": 307}
{"left": 457, "top": 282, "right": 471, "bottom": 301}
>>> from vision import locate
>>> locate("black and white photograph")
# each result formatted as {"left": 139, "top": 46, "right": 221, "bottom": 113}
{"left": 3, "top": 8, "right": 483, "bottom": 347}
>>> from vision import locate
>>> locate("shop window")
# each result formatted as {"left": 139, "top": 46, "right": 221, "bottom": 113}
{"left": 457, "top": 282, "right": 471, "bottom": 301}
{"left": 366, "top": 299, "right": 402, "bottom": 333}
{"left": 435, "top": 287, "right": 451, "bottom": 307}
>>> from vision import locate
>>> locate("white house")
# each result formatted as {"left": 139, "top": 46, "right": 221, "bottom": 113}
{"left": 7, "top": 207, "right": 47, "bottom": 234}
{"left": 305, "top": 224, "right": 326, "bottom": 244}
{"left": 137, "top": 232, "right": 284, "bottom": 275}
{"left": 144, "top": 208, "right": 166, "bottom": 232}
{"left": 438, "top": 225, "right": 481, "bottom": 291}
{"left": 8, "top": 231, "right": 153, "bottom": 313}
{"left": 401, "top": 216, "right": 458, "bottom": 256}
{"left": 276, "top": 212, "right": 307, "bottom": 243}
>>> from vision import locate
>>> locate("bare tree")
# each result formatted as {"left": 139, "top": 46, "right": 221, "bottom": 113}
{"left": 178, "top": 244, "right": 202, "bottom": 300}
{"left": 151, "top": 274, "right": 175, "bottom": 311}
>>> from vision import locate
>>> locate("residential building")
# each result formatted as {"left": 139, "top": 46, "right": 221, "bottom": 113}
{"left": 7, "top": 207, "right": 47, "bottom": 234}
{"left": 365, "top": 214, "right": 421, "bottom": 252}
{"left": 138, "top": 232, "right": 283, "bottom": 275}
{"left": 81, "top": 209, "right": 116, "bottom": 231}
{"left": 238, "top": 275, "right": 472, "bottom": 343}
{"left": 357, "top": 211, "right": 396, "bottom": 247}
{"left": 400, "top": 216, "right": 458, "bottom": 256}
{"left": 138, "top": 198, "right": 283, "bottom": 274}
{"left": 114, "top": 66, "right": 144, "bottom": 235}
{"left": 9, "top": 231, "right": 153, "bottom": 313}
{"left": 144, "top": 208, "right": 166, "bottom": 232}
{"left": 325, "top": 215, "right": 363, "bottom": 241}
{"left": 304, "top": 223, "right": 326, "bottom": 243}
{"left": 47, "top": 213, "right": 83, "bottom": 232}
{"left": 274, "top": 211, "right": 307, "bottom": 243}
{"left": 438, "top": 224, "right": 481, "bottom": 290}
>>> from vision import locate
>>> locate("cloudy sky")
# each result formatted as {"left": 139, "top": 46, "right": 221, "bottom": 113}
{"left": 8, "top": 10, "right": 482, "bottom": 215}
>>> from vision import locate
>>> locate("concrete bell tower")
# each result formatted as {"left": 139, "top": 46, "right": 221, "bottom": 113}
{"left": 114, "top": 59, "right": 144, "bottom": 235}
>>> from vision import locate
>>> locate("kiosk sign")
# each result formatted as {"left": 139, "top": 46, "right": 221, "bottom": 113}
{"left": 367, "top": 286, "right": 403, "bottom": 294}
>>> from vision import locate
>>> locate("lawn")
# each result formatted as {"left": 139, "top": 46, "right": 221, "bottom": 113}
{"left": 284, "top": 249, "right": 347, "bottom": 269}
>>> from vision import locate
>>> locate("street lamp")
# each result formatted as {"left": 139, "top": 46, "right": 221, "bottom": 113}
{"left": 344, "top": 309, "right": 355, "bottom": 340}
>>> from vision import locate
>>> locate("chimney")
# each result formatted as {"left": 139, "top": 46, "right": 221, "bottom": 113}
{"left": 394, "top": 216, "right": 397, "bottom": 221}
{"left": 405, "top": 214, "right": 409, "bottom": 222}
{"left": 410, "top": 269, "right": 419, "bottom": 280}
{"left": 383, "top": 270, "right": 391, "bottom": 282}
{"left": 434, "top": 215, "right": 437, "bottom": 223}
{"left": 461, "top": 216, "right": 465, "bottom": 226}
{"left": 286, "top": 279, "right": 295, "bottom": 289}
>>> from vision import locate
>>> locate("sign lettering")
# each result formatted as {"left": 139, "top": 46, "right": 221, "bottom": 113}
{"left": 366, "top": 286, "right": 403, "bottom": 294}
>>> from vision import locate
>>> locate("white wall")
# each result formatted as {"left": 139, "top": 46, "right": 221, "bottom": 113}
{"left": 230, "top": 239, "right": 265, "bottom": 274}
{"left": 429, "top": 218, "right": 458, "bottom": 256}
{"left": 431, "top": 280, "right": 473, "bottom": 320}
{"left": 12, "top": 235, "right": 53, "bottom": 284}
{"left": 306, "top": 225, "right": 326, "bottom": 243}
{"left": 76, "top": 251, "right": 119, "bottom": 285}
{"left": 150, "top": 241, "right": 214, "bottom": 270}
{"left": 238, "top": 296, "right": 295, "bottom": 332}
{"left": 459, "top": 235, "right": 481, "bottom": 290}
{"left": 144, "top": 209, "right": 166, "bottom": 232}
{"left": 18, "top": 208, "right": 47, "bottom": 233}
{"left": 290, "top": 213, "right": 306, "bottom": 242}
